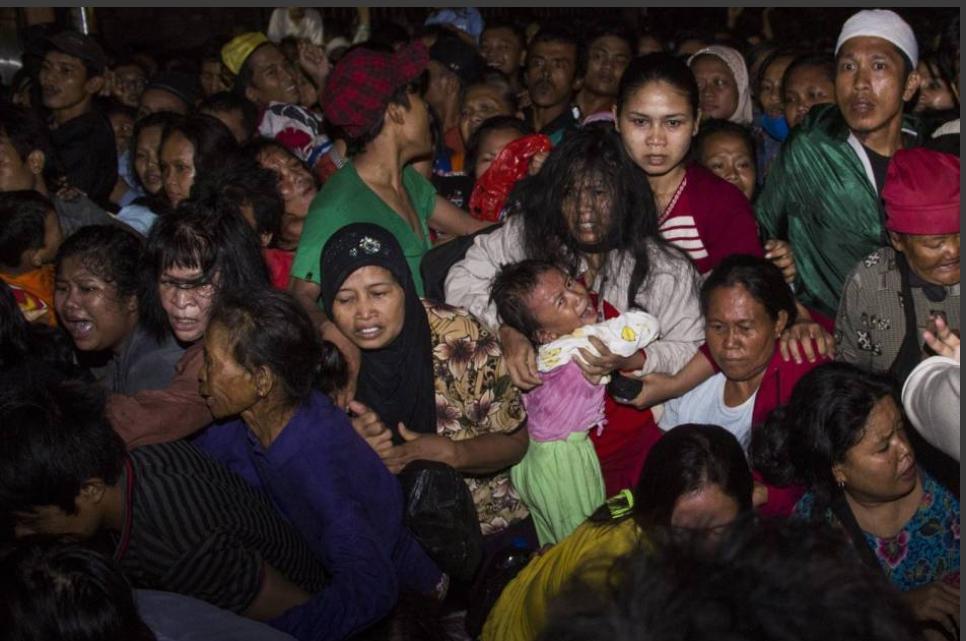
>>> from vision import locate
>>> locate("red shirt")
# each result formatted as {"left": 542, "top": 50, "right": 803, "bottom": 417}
{"left": 660, "top": 164, "right": 764, "bottom": 275}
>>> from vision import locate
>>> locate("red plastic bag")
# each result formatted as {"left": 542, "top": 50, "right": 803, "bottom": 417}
{"left": 468, "top": 133, "right": 552, "bottom": 222}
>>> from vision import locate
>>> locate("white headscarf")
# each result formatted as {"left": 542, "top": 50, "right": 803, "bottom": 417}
{"left": 836, "top": 9, "right": 918, "bottom": 67}
{"left": 688, "top": 45, "right": 754, "bottom": 125}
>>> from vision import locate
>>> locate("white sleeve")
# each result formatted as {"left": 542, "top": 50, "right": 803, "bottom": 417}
{"left": 902, "top": 356, "right": 960, "bottom": 462}
{"left": 443, "top": 217, "right": 526, "bottom": 331}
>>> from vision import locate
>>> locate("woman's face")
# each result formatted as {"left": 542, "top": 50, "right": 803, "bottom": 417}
{"left": 459, "top": 84, "right": 515, "bottom": 144}
{"left": 833, "top": 396, "right": 918, "bottom": 504}
{"left": 158, "top": 265, "right": 216, "bottom": 343}
{"left": 55, "top": 255, "right": 138, "bottom": 353}
{"left": 160, "top": 131, "right": 196, "bottom": 208}
{"left": 705, "top": 284, "right": 786, "bottom": 383}
{"left": 199, "top": 321, "right": 260, "bottom": 420}
{"left": 330, "top": 265, "right": 406, "bottom": 351}
{"left": 670, "top": 482, "right": 740, "bottom": 541}
{"left": 473, "top": 127, "right": 526, "bottom": 179}
{"left": 782, "top": 64, "right": 835, "bottom": 128}
{"left": 616, "top": 80, "right": 698, "bottom": 179}
{"left": 758, "top": 55, "right": 794, "bottom": 117}
{"left": 691, "top": 55, "right": 739, "bottom": 121}
{"left": 562, "top": 172, "right": 614, "bottom": 249}
{"left": 699, "top": 131, "right": 756, "bottom": 201}
{"left": 134, "top": 124, "right": 164, "bottom": 195}
{"left": 914, "top": 61, "right": 957, "bottom": 113}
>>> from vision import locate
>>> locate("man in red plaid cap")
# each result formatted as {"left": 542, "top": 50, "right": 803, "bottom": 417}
{"left": 289, "top": 41, "right": 489, "bottom": 402}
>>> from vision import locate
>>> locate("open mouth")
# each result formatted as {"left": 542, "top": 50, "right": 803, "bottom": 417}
{"left": 355, "top": 326, "right": 383, "bottom": 340}
{"left": 64, "top": 318, "right": 94, "bottom": 339}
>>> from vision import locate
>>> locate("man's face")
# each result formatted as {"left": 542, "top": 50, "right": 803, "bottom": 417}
{"left": 0, "top": 135, "right": 39, "bottom": 192}
{"left": 480, "top": 27, "right": 525, "bottom": 76}
{"left": 200, "top": 60, "right": 229, "bottom": 97}
{"left": 245, "top": 44, "right": 299, "bottom": 106}
{"left": 890, "top": 232, "right": 960, "bottom": 287}
{"left": 526, "top": 40, "right": 579, "bottom": 110}
{"left": 112, "top": 64, "right": 147, "bottom": 108}
{"left": 39, "top": 50, "right": 98, "bottom": 114}
{"left": 835, "top": 36, "right": 919, "bottom": 138}
{"left": 583, "top": 35, "right": 631, "bottom": 99}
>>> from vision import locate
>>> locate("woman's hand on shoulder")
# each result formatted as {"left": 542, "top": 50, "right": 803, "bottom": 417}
{"left": 764, "top": 239, "right": 797, "bottom": 284}
{"left": 347, "top": 400, "right": 394, "bottom": 459}
{"left": 499, "top": 325, "right": 542, "bottom": 390}
{"left": 779, "top": 320, "right": 834, "bottom": 364}
{"left": 901, "top": 581, "right": 960, "bottom": 639}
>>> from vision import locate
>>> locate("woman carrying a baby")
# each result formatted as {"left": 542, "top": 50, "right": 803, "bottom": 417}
{"left": 445, "top": 126, "right": 705, "bottom": 498}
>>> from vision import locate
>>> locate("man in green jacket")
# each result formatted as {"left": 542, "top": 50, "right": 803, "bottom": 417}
{"left": 756, "top": 9, "right": 922, "bottom": 318}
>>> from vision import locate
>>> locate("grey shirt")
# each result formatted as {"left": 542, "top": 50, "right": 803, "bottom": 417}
{"left": 91, "top": 325, "right": 185, "bottom": 395}
{"left": 836, "top": 246, "right": 960, "bottom": 373}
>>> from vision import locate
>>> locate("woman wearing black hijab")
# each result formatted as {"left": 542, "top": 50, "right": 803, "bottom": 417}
{"left": 320, "top": 223, "right": 531, "bottom": 538}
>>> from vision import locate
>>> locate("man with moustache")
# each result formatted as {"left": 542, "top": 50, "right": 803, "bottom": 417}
{"left": 755, "top": 10, "right": 924, "bottom": 319}
{"left": 574, "top": 23, "right": 634, "bottom": 124}
{"left": 523, "top": 24, "right": 584, "bottom": 145}
{"left": 39, "top": 31, "right": 118, "bottom": 210}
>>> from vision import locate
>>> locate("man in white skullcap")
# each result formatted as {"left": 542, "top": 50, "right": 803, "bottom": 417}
{"left": 756, "top": 9, "right": 924, "bottom": 321}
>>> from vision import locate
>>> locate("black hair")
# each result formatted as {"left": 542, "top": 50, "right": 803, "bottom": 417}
{"left": 780, "top": 51, "right": 836, "bottom": 98}
{"left": 751, "top": 363, "right": 897, "bottom": 512}
{"left": 625, "top": 424, "right": 753, "bottom": 531}
{"left": 692, "top": 118, "right": 758, "bottom": 169}
{"left": 0, "top": 280, "right": 75, "bottom": 370}
{"left": 198, "top": 91, "right": 260, "bottom": 142}
{"left": 584, "top": 19, "right": 636, "bottom": 59}
{"left": 190, "top": 158, "right": 284, "bottom": 247}
{"left": 754, "top": 48, "right": 800, "bottom": 94}
{"left": 464, "top": 115, "right": 531, "bottom": 177}
{"left": 617, "top": 53, "right": 699, "bottom": 119}
{"left": 672, "top": 30, "right": 710, "bottom": 57}
{"left": 0, "top": 190, "right": 53, "bottom": 269}
{"left": 0, "top": 101, "right": 65, "bottom": 189}
{"left": 140, "top": 199, "right": 270, "bottom": 341}
{"left": 699, "top": 254, "right": 797, "bottom": 325}
{"left": 55, "top": 224, "right": 144, "bottom": 309}
{"left": 369, "top": 20, "right": 413, "bottom": 51}
{"left": 541, "top": 515, "right": 921, "bottom": 641}
{"left": 462, "top": 67, "right": 519, "bottom": 114}
{"left": 128, "top": 111, "right": 184, "bottom": 196}
{"left": 246, "top": 137, "right": 319, "bottom": 191}
{"left": 209, "top": 288, "right": 326, "bottom": 406}
{"left": 529, "top": 22, "right": 587, "bottom": 79}
{"left": 102, "top": 98, "right": 137, "bottom": 123}
{"left": 490, "top": 259, "right": 563, "bottom": 344}
{"left": 481, "top": 19, "right": 527, "bottom": 51}
{"left": 0, "top": 364, "right": 126, "bottom": 516}
{"left": 0, "top": 539, "right": 156, "bottom": 641}
{"left": 916, "top": 51, "right": 960, "bottom": 111}
{"left": 516, "top": 124, "right": 666, "bottom": 311}
{"left": 159, "top": 114, "right": 242, "bottom": 198}
{"left": 636, "top": 30, "right": 665, "bottom": 53}
{"left": 44, "top": 43, "right": 104, "bottom": 80}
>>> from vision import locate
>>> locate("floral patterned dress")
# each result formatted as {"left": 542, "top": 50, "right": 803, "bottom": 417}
{"left": 795, "top": 470, "right": 960, "bottom": 591}
{"left": 423, "top": 299, "right": 530, "bottom": 537}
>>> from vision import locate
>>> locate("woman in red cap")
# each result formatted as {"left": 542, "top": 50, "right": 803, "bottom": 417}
{"left": 836, "top": 147, "right": 960, "bottom": 385}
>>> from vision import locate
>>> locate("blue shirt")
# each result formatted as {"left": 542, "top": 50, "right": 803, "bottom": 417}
{"left": 193, "top": 391, "right": 442, "bottom": 641}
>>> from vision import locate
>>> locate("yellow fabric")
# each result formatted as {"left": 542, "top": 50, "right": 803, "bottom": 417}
{"left": 221, "top": 32, "right": 270, "bottom": 75}
{"left": 481, "top": 518, "right": 646, "bottom": 641}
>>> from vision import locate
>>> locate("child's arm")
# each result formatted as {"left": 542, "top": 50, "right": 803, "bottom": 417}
{"left": 617, "top": 349, "right": 715, "bottom": 409}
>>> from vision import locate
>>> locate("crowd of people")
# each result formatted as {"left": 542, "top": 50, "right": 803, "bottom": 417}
{"left": 0, "top": 6, "right": 960, "bottom": 641}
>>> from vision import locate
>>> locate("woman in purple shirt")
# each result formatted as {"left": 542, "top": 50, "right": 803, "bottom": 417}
{"left": 192, "top": 286, "right": 444, "bottom": 641}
